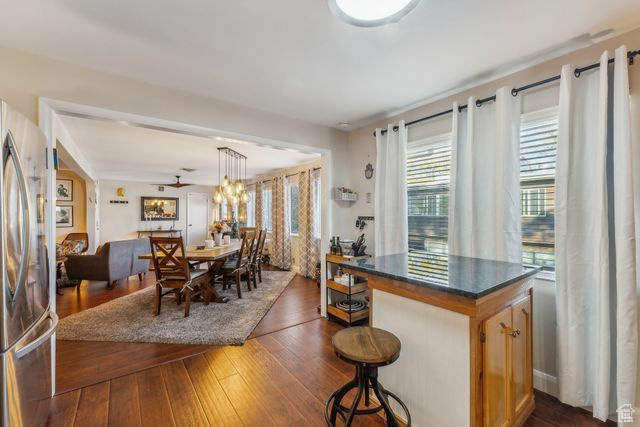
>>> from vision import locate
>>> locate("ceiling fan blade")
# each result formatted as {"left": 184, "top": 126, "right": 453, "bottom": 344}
{"left": 166, "top": 182, "right": 194, "bottom": 188}
{"left": 152, "top": 175, "right": 194, "bottom": 187}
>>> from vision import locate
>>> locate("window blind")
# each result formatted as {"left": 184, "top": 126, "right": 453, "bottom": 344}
{"left": 520, "top": 110, "right": 557, "bottom": 270}
{"left": 407, "top": 135, "right": 451, "bottom": 278}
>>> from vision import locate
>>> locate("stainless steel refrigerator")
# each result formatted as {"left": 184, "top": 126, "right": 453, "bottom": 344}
{"left": 1, "top": 101, "right": 57, "bottom": 426}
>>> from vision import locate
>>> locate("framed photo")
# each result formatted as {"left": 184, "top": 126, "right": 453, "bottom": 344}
{"left": 56, "top": 205, "right": 74, "bottom": 227}
{"left": 56, "top": 179, "right": 73, "bottom": 201}
{"left": 141, "top": 197, "right": 179, "bottom": 221}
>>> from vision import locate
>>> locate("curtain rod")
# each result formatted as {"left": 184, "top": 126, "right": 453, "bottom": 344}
{"left": 374, "top": 49, "right": 640, "bottom": 137}
{"left": 257, "top": 166, "right": 322, "bottom": 183}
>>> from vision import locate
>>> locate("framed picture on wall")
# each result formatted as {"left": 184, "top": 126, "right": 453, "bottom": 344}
{"left": 56, "top": 205, "right": 74, "bottom": 227}
{"left": 56, "top": 179, "right": 73, "bottom": 201}
{"left": 141, "top": 197, "right": 179, "bottom": 221}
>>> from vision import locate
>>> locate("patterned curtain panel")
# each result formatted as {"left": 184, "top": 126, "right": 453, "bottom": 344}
{"left": 298, "top": 169, "right": 320, "bottom": 278}
{"left": 271, "top": 176, "right": 292, "bottom": 270}
{"left": 255, "top": 181, "right": 263, "bottom": 230}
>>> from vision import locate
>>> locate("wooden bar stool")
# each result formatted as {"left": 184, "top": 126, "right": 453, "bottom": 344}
{"left": 324, "top": 326, "right": 411, "bottom": 426}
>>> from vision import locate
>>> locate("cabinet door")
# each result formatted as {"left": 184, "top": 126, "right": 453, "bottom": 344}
{"left": 511, "top": 295, "right": 533, "bottom": 416}
{"left": 483, "top": 306, "right": 512, "bottom": 427}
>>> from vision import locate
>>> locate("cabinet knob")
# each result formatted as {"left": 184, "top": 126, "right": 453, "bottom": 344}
{"left": 510, "top": 329, "right": 521, "bottom": 338}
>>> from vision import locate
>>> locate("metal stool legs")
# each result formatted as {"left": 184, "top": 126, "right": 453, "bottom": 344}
{"left": 324, "top": 364, "right": 411, "bottom": 427}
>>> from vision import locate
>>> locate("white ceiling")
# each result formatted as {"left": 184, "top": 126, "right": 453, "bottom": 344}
{"left": 2, "top": 1, "right": 640, "bottom": 129}
{"left": 58, "top": 115, "right": 319, "bottom": 185}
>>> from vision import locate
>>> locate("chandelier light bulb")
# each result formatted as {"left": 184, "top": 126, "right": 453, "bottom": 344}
{"left": 222, "top": 175, "right": 229, "bottom": 187}
{"left": 236, "top": 181, "right": 244, "bottom": 193}
{"left": 214, "top": 190, "right": 223, "bottom": 204}
{"left": 241, "top": 191, "right": 250, "bottom": 203}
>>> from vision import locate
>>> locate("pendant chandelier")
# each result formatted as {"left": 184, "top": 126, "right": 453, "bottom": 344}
{"left": 214, "top": 147, "right": 249, "bottom": 206}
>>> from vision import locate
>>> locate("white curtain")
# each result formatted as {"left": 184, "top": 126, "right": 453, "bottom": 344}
{"left": 555, "top": 47, "right": 638, "bottom": 421}
{"left": 448, "top": 86, "right": 522, "bottom": 262}
{"left": 374, "top": 121, "right": 408, "bottom": 256}
{"left": 612, "top": 46, "right": 639, "bottom": 417}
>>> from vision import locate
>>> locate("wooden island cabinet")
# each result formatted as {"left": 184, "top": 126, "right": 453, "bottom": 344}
{"left": 483, "top": 295, "right": 533, "bottom": 427}
{"left": 340, "top": 253, "right": 539, "bottom": 427}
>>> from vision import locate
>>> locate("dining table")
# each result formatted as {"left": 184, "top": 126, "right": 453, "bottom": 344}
{"left": 138, "top": 240, "right": 242, "bottom": 303}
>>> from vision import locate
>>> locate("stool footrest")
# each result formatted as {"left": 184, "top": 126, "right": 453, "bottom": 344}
{"left": 324, "top": 364, "right": 411, "bottom": 427}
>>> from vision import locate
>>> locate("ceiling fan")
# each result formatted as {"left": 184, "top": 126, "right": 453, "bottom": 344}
{"left": 155, "top": 175, "right": 194, "bottom": 188}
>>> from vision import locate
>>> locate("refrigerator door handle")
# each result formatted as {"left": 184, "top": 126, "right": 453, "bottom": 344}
{"left": 3, "top": 130, "right": 32, "bottom": 300}
{"left": 15, "top": 311, "right": 58, "bottom": 359}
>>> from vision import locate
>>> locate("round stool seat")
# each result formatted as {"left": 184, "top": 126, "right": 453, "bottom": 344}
{"left": 332, "top": 326, "right": 401, "bottom": 365}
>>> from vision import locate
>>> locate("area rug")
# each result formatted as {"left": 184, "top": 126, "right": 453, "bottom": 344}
{"left": 56, "top": 271, "right": 296, "bottom": 346}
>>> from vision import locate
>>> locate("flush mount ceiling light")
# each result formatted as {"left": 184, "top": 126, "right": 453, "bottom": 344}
{"left": 328, "top": 0, "right": 421, "bottom": 27}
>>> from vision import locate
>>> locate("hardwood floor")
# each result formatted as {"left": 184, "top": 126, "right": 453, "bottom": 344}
{"left": 524, "top": 392, "right": 615, "bottom": 427}
{"left": 55, "top": 267, "right": 320, "bottom": 393}
{"left": 53, "top": 269, "right": 612, "bottom": 426}
{"left": 56, "top": 274, "right": 152, "bottom": 320}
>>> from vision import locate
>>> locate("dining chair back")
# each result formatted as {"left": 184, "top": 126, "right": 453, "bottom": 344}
{"left": 247, "top": 229, "right": 264, "bottom": 289}
{"left": 239, "top": 226, "right": 257, "bottom": 238}
{"left": 149, "top": 237, "right": 209, "bottom": 317}
{"left": 255, "top": 229, "right": 268, "bottom": 283}
{"left": 220, "top": 230, "right": 255, "bottom": 298}
{"left": 149, "top": 237, "right": 190, "bottom": 283}
{"left": 237, "top": 230, "right": 256, "bottom": 270}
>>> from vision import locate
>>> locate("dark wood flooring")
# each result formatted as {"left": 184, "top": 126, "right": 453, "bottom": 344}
{"left": 52, "top": 269, "right": 612, "bottom": 426}
{"left": 55, "top": 267, "right": 320, "bottom": 393}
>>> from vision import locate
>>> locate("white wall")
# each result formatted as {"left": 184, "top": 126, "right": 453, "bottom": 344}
{"left": 0, "top": 44, "right": 354, "bottom": 316}
{"left": 98, "top": 179, "right": 213, "bottom": 245}
{"left": 346, "top": 28, "right": 640, "bottom": 405}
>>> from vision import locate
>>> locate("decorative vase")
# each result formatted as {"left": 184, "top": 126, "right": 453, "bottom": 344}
{"left": 213, "top": 232, "right": 222, "bottom": 247}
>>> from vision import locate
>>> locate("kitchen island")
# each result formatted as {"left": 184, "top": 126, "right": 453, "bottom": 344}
{"left": 340, "top": 253, "right": 540, "bottom": 427}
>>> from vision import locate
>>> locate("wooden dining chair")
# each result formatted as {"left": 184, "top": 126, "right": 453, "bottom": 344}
{"left": 249, "top": 229, "right": 266, "bottom": 288}
{"left": 255, "top": 229, "right": 267, "bottom": 283}
{"left": 220, "top": 231, "right": 255, "bottom": 299}
{"left": 239, "top": 226, "right": 257, "bottom": 237}
{"left": 149, "top": 237, "right": 209, "bottom": 317}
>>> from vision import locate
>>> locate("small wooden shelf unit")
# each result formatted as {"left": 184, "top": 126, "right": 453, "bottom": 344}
{"left": 325, "top": 253, "right": 370, "bottom": 326}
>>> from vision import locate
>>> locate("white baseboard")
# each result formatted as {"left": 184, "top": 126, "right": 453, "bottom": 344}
{"left": 533, "top": 369, "right": 558, "bottom": 397}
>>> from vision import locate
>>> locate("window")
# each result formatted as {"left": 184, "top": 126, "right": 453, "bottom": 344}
{"left": 407, "top": 134, "right": 451, "bottom": 279}
{"left": 246, "top": 190, "right": 256, "bottom": 227}
{"left": 219, "top": 198, "right": 228, "bottom": 220}
{"left": 521, "top": 188, "right": 546, "bottom": 217}
{"left": 520, "top": 108, "right": 557, "bottom": 270}
{"left": 263, "top": 187, "right": 272, "bottom": 231}
{"left": 289, "top": 181, "right": 299, "bottom": 235}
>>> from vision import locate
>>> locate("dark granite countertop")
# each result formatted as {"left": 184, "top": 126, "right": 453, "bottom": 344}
{"left": 339, "top": 252, "right": 540, "bottom": 299}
